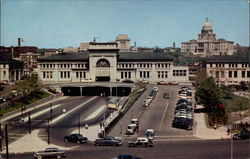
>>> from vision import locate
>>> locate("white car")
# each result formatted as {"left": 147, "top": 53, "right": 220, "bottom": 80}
{"left": 153, "top": 87, "right": 158, "bottom": 92}
{"left": 126, "top": 124, "right": 137, "bottom": 135}
{"left": 81, "top": 79, "right": 93, "bottom": 83}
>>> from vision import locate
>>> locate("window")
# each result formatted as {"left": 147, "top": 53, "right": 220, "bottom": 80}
{"left": 96, "top": 59, "right": 110, "bottom": 67}
{"left": 229, "top": 71, "right": 232, "bottom": 78}
{"left": 43, "top": 72, "right": 46, "bottom": 78}
{"left": 161, "top": 71, "right": 164, "bottom": 78}
{"left": 242, "top": 71, "right": 245, "bottom": 78}
{"left": 221, "top": 71, "right": 225, "bottom": 78}
{"left": 128, "top": 72, "right": 131, "bottom": 79}
{"left": 247, "top": 71, "right": 250, "bottom": 78}
{"left": 216, "top": 71, "right": 219, "bottom": 78}
{"left": 76, "top": 72, "right": 79, "bottom": 78}
{"left": 121, "top": 72, "right": 124, "bottom": 79}
{"left": 158, "top": 71, "right": 160, "bottom": 78}
{"left": 140, "top": 71, "right": 142, "bottom": 78}
{"left": 234, "top": 71, "right": 237, "bottom": 78}
{"left": 165, "top": 71, "right": 168, "bottom": 78}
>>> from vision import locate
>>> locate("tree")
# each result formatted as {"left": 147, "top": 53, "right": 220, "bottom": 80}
{"left": 195, "top": 77, "right": 224, "bottom": 125}
{"left": 195, "top": 77, "right": 221, "bottom": 109}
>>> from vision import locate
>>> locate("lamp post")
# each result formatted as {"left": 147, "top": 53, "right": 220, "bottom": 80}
{"left": 230, "top": 131, "right": 233, "bottom": 159}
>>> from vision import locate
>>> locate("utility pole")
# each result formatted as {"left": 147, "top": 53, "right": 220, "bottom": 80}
{"left": 230, "top": 132, "right": 233, "bottom": 159}
{"left": 47, "top": 120, "right": 50, "bottom": 144}
{"left": 28, "top": 112, "right": 31, "bottom": 134}
{"left": 5, "top": 125, "right": 9, "bottom": 159}
{"left": 78, "top": 112, "right": 80, "bottom": 134}
{"left": 0, "top": 122, "right": 2, "bottom": 151}
{"left": 50, "top": 103, "right": 53, "bottom": 122}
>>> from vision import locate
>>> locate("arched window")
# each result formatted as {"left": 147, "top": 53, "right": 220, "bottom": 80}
{"left": 96, "top": 59, "right": 110, "bottom": 67}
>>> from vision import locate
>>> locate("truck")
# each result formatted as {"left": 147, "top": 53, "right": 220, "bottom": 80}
{"left": 34, "top": 147, "right": 66, "bottom": 159}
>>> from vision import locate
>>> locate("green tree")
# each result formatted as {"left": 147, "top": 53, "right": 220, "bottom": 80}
{"left": 195, "top": 77, "right": 224, "bottom": 125}
{"left": 195, "top": 77, "right": 221, "bottom": 109}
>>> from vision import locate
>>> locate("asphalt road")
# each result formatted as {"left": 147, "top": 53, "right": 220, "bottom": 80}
{"left": 2, "top": 85, "right": 250, "bottom": 159}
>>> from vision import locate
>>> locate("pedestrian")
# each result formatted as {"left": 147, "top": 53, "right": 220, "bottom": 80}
{"left": 227, "top": 128, "right": 230, "bottom": 135}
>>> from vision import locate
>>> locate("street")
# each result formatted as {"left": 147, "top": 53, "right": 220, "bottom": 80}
{"left": 1, "top": 85, "right": 250, "bottom": 159}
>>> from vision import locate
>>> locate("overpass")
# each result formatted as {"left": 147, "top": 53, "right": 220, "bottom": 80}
{"left": 59, "top": 82, "right": 134, "bottom": 96}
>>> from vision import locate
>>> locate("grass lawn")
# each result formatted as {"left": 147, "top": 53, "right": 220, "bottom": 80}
{"left": 0, "top": 90, "right": 51, "bottom": 116}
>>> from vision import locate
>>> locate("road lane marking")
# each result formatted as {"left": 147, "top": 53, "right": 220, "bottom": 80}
{"left": 51, "top": 96, "right": 98, "bottom": 124}
{"left": 84, "top": 105, "right": 106, "bottom": 121}
{"left": 1, "top": 96, "right": 69, "bottom": 123}
{"left": 153, "top": 138, "right": 204, "bottom": 142}
{"left": 159, "top": 102, "right": 169, "bottom": 131}
{"left": 155, "top": 135, "right": 194, "bottom": 138}
{"left": 22, "top": 104, "right": 61, "bottom": 122}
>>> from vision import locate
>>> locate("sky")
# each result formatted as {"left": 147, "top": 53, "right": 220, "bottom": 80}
{"left": 1, "top": 0, "right": 249, "bottom": 48}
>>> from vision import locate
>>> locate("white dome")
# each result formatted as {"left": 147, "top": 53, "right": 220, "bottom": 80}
{"left": 202, "top": 18, "right": 212, "bottom": 30}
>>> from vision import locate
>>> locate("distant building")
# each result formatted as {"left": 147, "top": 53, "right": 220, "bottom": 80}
{"left": 0, "top": 53, "right": 24, "bottom": 83}
{"left": 38, "top": 48, "right": 59, "bottom": 57}
{"left": 79, "top": 34, "right": 131, "bottom": 52}
{"left": 63, "top": 47, "right": 79, "bottom": 53}
{"left": 205, "top": 55, "right": 250, "bottom": 86}
{"left": 181, "top": 18, "right": 235, "bottom": 57}
{"left": 20, "top": 52, "right": 41, "bottom": 75}
{"left": 115, "top": 34, "right": 130, "bottom": 52}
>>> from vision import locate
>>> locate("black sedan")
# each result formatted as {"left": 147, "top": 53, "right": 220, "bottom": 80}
{"left": 233, "top": 130, "right": 250, "bottom": 140}
{"left": 64, "top": 133, "right": 88, "bottom": 144}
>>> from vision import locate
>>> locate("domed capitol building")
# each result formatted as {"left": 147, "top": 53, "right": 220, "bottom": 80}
{"left": 181, "top": 18, "right": 235, "bottom": 57}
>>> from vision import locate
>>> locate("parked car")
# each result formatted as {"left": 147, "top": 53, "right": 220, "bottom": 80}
{"left": 94, "top": 136, "right": 122, "bottom": 146}
{"left": 34, "top": 147, "right": 66, "bottom": 159}
{"left": 122, "top": 79, "right": 134, "bottom": 83}
{"left": 114, "top": 154, "right": 141, "bottom": 159}
{"left": 152, "top": 87, "right": 159, "bottom": 92}
{"left": 163, "top": 92, "right": 170, "bottom": 99}
{"left": 145, "top": 129, "right": 155, "bottom": 140}
{"left": 81, "top": 78, "right": 93, "bottom": 83}
{"left": 233, "top": 130, "right": 250, "bottom": 140}
{"left": 177, "top": 98, "right": 192, "bottom": 105}
{"left": 141, "top": 80, "right": 149, "bottom": 84}
{"left": 157, "top": 81, "right": 167, "bottom": 85}
{"left": 169, "top": 81, "right": 179, "bottom": 85}
{"left": 128, "top": 137, "right": 153, "bottom": 147}
{"left": 0, "top": 97, "right": 6, "bottom": 104}
{"left": 172, "top": 118, "right": 193, "bottom": 130}
{"left": 64, "top": 133, "right": 88, "bottom": 144}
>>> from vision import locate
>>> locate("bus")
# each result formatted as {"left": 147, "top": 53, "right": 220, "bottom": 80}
{"left": 107, "top": 97, "right": 120, "bottom": 109}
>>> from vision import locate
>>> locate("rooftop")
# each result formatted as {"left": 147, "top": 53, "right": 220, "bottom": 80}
{"left": 206, "top": 55, "right": 250, "bottom": 63}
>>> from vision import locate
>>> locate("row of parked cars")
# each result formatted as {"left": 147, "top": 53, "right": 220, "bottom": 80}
{"left": 172, "top": 86, "right": 194, "bottom": 130}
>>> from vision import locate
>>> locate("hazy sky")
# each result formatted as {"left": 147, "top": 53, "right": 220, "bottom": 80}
{"left": 1, "top": 0, "right": 249, "bottom": 48}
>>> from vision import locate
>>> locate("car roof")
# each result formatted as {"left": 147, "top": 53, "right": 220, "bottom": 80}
{"left": 146, "top": 129, "right": 154, "bottom": 132}
{"left": 137, "top": 137, "right": 148, "bottom": 140}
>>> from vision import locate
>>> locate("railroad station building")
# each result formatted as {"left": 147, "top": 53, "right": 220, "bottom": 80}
{"left": 37, "top": 42, "right": 189, "bottom": 86}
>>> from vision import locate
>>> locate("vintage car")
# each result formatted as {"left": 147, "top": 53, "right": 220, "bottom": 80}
{"left": 145, "top": 129, "right": 155, "bottom": 140}
{"left": 94, "top": 136, "right": 122, "bottom": 146}
{"left": 64, "top": 133, "right": 88, "bottom": 144}
{"left": 34, "top": 147, "right": 66, "bottom": 159}
{"left": 128, "top": 137, "right": 153, "bottom": 147}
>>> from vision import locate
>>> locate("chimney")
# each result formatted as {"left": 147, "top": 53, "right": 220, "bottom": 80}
{"left": 18, "top": 38, "right": 21, "bottom": 46}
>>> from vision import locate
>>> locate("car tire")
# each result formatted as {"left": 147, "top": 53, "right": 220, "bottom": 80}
{"left": 37, "top": 155, "right": 42, "bottom": 159}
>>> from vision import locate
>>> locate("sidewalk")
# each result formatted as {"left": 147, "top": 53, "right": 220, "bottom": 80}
{"left": 193, "top": 112, "right": 230, "bottom": 140}
{"left": 1, "top": 130, "right": 72, "bottom": 154}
